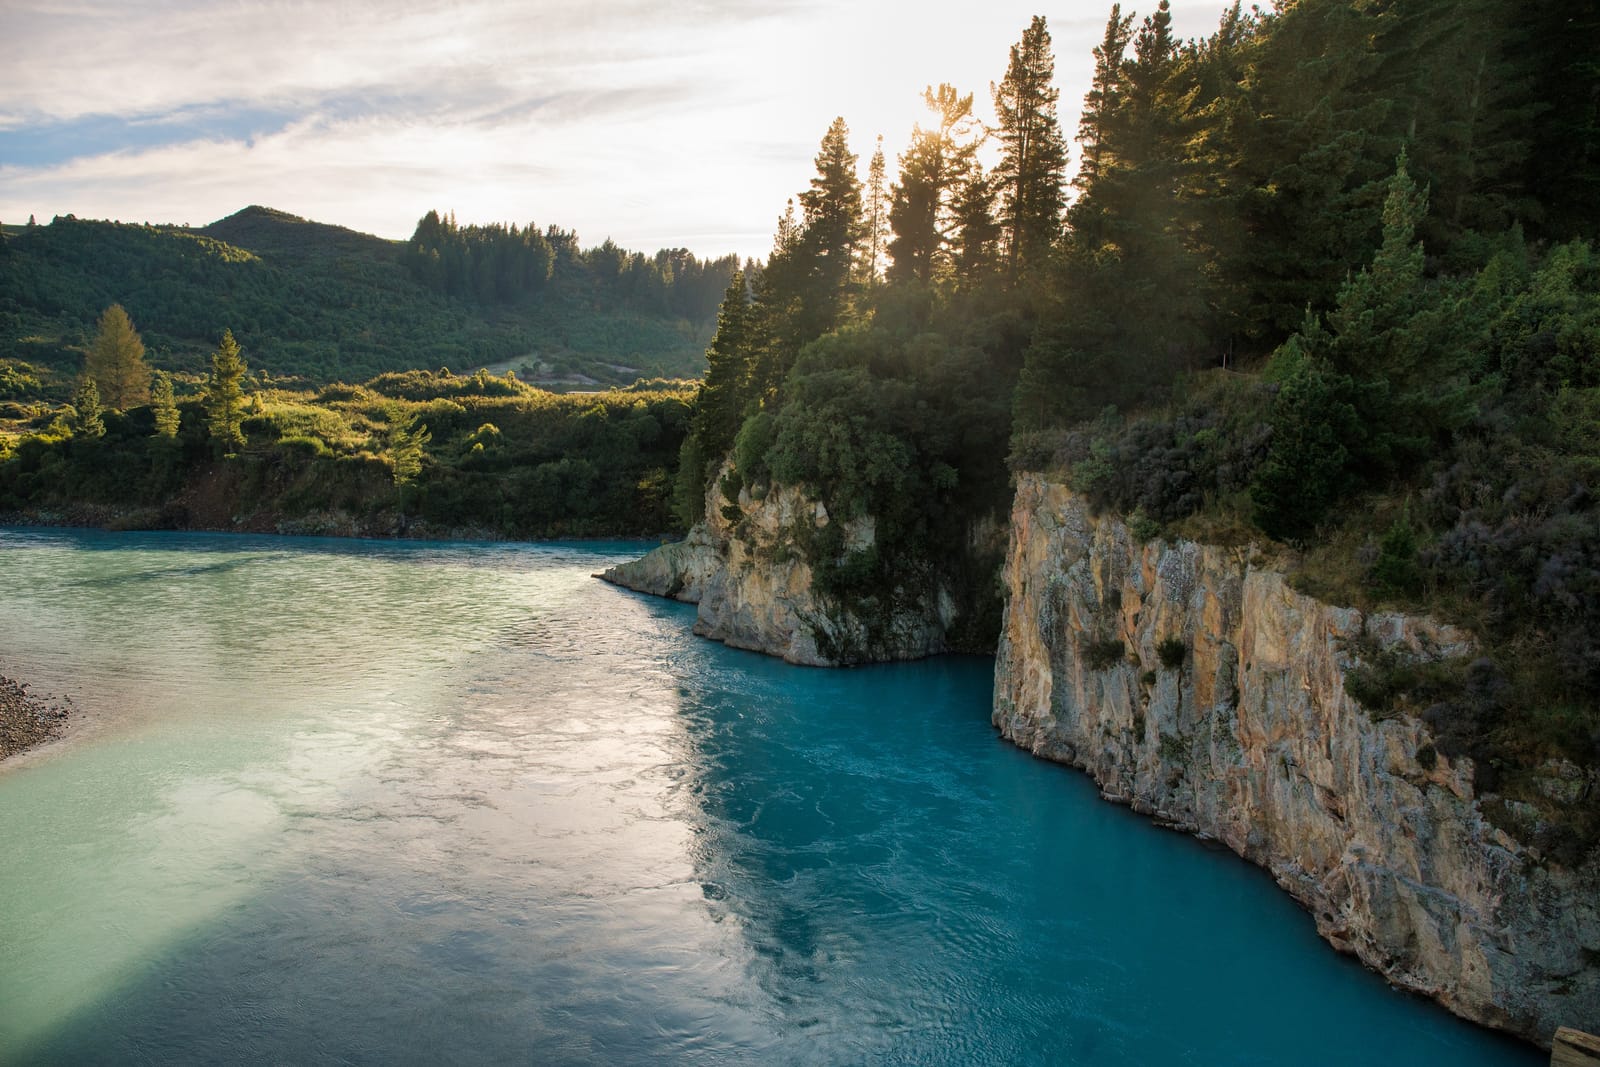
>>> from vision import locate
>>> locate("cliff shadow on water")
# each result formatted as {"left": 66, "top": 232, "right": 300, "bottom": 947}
{"left": 602, "top": 469, "right": 1598, "bottom": 1052}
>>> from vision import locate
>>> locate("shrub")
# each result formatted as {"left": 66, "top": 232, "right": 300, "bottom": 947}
{"left": 1081, "top": 635, "right": 1126, "bottom": 671}
{"left": 276, "top": 434, "right": 330, "bottom": 458}
{"left": 1370, "top": 511, "right": 1421, "bottom": 594}
{"left": 1157, "top": 636, "right": 1188, "bottom": 671}
{"left": 1128, "top": 507, "right": 1162, "bottom": 543}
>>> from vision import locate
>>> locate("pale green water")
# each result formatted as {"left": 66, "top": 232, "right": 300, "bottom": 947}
{"left": 0, "top": 528, "right": 1542, "bottom": 1064}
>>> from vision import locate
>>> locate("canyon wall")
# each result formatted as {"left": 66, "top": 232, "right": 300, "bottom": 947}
{"left": 994, "top": 473, "right": 1599, "bottom": 1046}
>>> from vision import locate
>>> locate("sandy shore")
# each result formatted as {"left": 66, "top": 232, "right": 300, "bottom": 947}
{"left": 0, "top": 671, "right": 71, "bottom": 760}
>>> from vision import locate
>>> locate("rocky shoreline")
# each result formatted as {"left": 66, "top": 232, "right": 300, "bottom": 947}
{"left": 0, "top": 671, "right": 71, "bottom": 761}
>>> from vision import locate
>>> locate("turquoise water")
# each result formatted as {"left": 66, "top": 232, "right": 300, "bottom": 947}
{"left": 0, "top": 528, "right": 1540, "bottom": 1065}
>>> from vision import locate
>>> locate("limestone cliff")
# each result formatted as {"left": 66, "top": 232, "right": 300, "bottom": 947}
{"left": 600, "top": 463, "right": 955, "bottom": 665}
{"left": 994, "top": 473, "right": 1599, "bottom": 1046}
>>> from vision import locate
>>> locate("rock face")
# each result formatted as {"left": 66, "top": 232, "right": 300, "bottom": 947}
{"left": 994, "top": 473, "right": 1600, "bottom": 1047}
{"left": 600, "top": 464, "right": 953, "bottom": 665}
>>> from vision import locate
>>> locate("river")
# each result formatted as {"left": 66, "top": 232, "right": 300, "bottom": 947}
{"left": 0, "top": 528, "right": 1540, "bottom": 1065}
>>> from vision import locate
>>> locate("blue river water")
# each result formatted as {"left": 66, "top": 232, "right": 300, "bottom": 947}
{"left": 0, "top": 529, "right": 1541, "bottom": 1065}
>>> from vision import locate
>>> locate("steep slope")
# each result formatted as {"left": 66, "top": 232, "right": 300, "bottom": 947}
{"left": 994, "top": 473, "right": 1599, "bottom": 1047}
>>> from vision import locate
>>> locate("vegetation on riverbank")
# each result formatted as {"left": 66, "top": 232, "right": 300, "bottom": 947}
{"left": 0, "top": 346, "right": 694, "bottom": 538}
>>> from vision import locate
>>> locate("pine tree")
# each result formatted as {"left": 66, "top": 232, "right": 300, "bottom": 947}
{"left": 71, "top": 377, "right": 105, "bottom": 439}
{"left": 151, "top": 372, "right": 180, "bottom": 437}
{"left": 1230, "top": 0, "right": 1397, "bottom": 339}
{"left": 951, "top": 166, "right": 1001, "bottom": 284}
{"left": 887, "top": 84, "right": 982, "bottom": 286}
{"left": 1509, "top": 1, "right": 1599, "bottom": 240}
{"left": 1380, "top": 0, "right": 1535, "bottom": 254}
{"left": 860, "top": 136, "right": 891, "bottom": 285}
{"left": 387, "top": 412, "right": 431, "bottom": 485}
{"left": 992, "top": 15, "right": 1068, "bottom": 281}
{"left": 796, "top": 117, "right": 864, "bottom": 334}
{"left": 86, "top": 304, "right": 151, "bottom": 410}
{"left": 205, "top": 329, "right": 248, "bottom": 452}
{"left": 1323, "top": 152, "right": 1474, "bottom": 469}
{"left": 693, "top": 271, "right": 757, "bottom": 466}
{"left": 1072, "top": 6, "right": 1135, "bottom": 206}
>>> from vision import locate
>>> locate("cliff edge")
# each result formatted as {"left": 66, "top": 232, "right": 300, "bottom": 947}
{"left": 994, "top": 473, "right": 1599, "bottom": 1046}
{"left": 599, "top": 462, "right": 955, "bottom": 665}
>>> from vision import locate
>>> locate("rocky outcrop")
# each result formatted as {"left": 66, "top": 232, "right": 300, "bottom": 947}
{"left": 600, "top": 463, "right": 954, "bottom": 665}
{"left": 995, "top": 473, "right": 1600, "bottom": 1047}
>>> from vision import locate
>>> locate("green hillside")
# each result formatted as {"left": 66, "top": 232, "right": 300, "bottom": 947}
{"left": 0, "top": 206, "right": 736, "bottom": 394}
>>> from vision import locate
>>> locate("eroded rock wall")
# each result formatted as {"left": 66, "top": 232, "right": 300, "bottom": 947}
{"left": 994, "top": 473, "right": 1599, "bottom": 1047}
{"left": 600, "top": 463, "right": 952, "bottom": 665}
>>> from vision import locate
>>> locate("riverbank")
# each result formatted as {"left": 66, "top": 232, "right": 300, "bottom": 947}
{"left": 0, "top": 672, "right": 70, "bottom": 761}
{"left": 0, "top": 505, "right": 675, "bottom": 546}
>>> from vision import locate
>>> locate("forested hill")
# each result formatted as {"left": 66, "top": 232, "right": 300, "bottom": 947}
{"left": 0, "top": 206, "right": 737, "bottom": 391}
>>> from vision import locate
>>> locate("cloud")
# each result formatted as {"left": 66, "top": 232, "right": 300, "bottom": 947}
{"left": 0, "top": 0, "right": 1225, "bottom": 259}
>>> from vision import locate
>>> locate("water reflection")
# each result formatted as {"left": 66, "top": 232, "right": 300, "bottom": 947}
{"left": 0, "top": 531, "right": 1543, "bottom": 1066}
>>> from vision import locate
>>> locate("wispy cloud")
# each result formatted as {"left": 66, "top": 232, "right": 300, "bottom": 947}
{"left": 0, "top": 0, "right": 1224, "bottom": 258}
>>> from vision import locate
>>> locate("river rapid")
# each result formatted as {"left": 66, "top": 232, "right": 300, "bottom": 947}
{"left": 0, "top": 528, "right": 1540, "bottom": 1065}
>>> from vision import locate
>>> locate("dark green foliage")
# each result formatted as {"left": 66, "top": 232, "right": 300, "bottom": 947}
{"left": 1081, "top": 636, "right": 1126, "bottom": 672}
{"left": 0, "top": 373, "right": 695, "bottom": 539}
{"left": 205, "top": 330, "right": 248, "bottom": 452}
{"left": 754, "top": 324, "right": 1013, "bottom": 654}
{"left": 732, "top": 411, "right": 776, "bottom": 490}
{"left": 1370, "top": 511, "right": 1421, "bottom": 595}
{"left": 402, "top": 209, "right": 736, "bottom": 331}
{"left": 1341, "top": 634, "right": 1470, "bottom": 724}
{"left": 0, "top": 207, "right": 734, "bottom": 387}
{"left": 991, "top": 15, "right": 1068, "bottom": 282}
{"left": 70, "top": 377, "right": 104, "bottom": 439}
{"left": 1519, "top": 5, "right": 1600, "bottom": 241}
{"left": 150, "top": 372, "right": 179, "bottom": 437}
{"left": 1127, "top": 507, "right": 1161, "bottom": 543}
{"left": 1157, "top": 636, "right": 1187, "bottom": 671}
{"left": 1249, "top": 341, "right": 1360, "bottom": 541}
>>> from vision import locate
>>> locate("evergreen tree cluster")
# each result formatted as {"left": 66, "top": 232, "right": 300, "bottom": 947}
{"left": 0, "top": 207, "right": 737, "bottom": 387}
{"left": 1017, "top": 0, "right": 1599, "bottom": 431}
{"left": 403, "top": 210, "right": 738, "bottom": 324}
{"left": 671, "top": 1, "right": 1599, "bottom": 796}
{"left": 674, "top": 16, "right": 1077, "bottom": 652}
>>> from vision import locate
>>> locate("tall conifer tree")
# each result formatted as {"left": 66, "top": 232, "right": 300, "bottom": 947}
{"left": 151, "top": 372, "right": 180, "bottom": 437}
{"left": 797, "top": 117, "right": 864, "bottom": 334}
{"left": 992, "top": 15, "right": 1068, "bottom": 281}
{"left": 87, "top": 304, "right": 150, "bottom": 410}
{"left": 860, "top": 136, "right": 891, "bottom": 285}
{"left": 71, "top": 377, "right": 105, "bottom": 439}
{"left": 205, "top": 329, "right": 248, "bottom": 452}
{"left": 887, "top": 84, "right": 982, "bottom": 285}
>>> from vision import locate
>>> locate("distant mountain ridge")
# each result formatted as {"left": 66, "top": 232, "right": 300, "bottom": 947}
{"left": 0, "top": 206, "right": 735, "bottom": 392}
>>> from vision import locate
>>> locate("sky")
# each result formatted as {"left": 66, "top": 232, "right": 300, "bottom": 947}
{"left": 0, "top": 0, "right": 1224, "bottom": 262}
